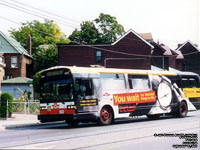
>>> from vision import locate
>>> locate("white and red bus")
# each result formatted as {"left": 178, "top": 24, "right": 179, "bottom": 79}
{"left": 38, "top": 66, "right": 197, "bottom": 125}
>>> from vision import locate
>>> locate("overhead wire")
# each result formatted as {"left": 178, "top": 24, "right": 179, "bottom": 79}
{"left": 10, "top": 0, "right": 80, "bottom": 25}
{"left": 0, "top": 1, "right": 199, "bottom": 58}
{"left": 0, "top": 0, "right": 79, "bottom": 29}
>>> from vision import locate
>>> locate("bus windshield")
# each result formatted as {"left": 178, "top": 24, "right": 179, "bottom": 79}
{"left": 41, "top": 78, "right": 74, "bottom": 101}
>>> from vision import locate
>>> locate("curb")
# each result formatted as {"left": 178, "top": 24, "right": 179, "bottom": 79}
{"left": 0, "top": 121, "right": 65, "bottom": 130}
{"left": 4, "top": 121, "right": 41, "bottom": 129}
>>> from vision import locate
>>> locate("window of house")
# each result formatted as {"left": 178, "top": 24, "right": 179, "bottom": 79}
{"left": 96, "top": 50, "right": 102, "bottom": 63}
{"left": 11, "top": 56, "right": 18, "bottom": 68}
{"left": 6, "top": 75, "right": 13, "bottom": 79}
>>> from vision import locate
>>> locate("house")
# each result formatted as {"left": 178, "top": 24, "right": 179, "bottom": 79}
{"left": 176, "top": 40, "right": 200, "bottom": 75}
{"left": 1, "top": 77, "right": 33, "bottom": 99}
{"left": 151, "top": 42, "right": 184, "bottom": 70}
{"left": 0, "top": 31, "right": 33, "bottom": 79}
{"left": 58, "top": 29, "right": 154, "bottom": 70}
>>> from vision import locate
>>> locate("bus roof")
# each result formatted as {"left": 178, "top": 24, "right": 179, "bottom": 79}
{"left": 45, "top": 66, "right": 178, "bottom": 76}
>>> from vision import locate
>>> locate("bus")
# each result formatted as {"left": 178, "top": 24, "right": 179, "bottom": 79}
{"left": 38, "top": 66, "right": 197, "bottom": 126}
{"left": 163, "top": 71, "right": 200, "bottom": 109}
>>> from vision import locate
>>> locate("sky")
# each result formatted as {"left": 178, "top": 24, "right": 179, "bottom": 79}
{"left": 0, "top": 0, "right": 199, "bottom": 49}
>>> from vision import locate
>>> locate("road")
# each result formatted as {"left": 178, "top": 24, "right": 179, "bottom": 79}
{"left": 0, "top": 111, "right": 200, "bottom": 150}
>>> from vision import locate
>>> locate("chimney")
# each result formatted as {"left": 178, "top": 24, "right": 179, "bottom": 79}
{"left": 28, "top": 34, "right": 32, "bottom": 55}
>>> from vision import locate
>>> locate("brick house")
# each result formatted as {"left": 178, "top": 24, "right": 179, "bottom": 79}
{"left": 176, "top": 40, "right": 200, "bottom": 75}
{"left": 58, "top": 29, "right": 154, "bottom": 70}
{"left": 0, "top": 31, "right": 33, "bottom": 79}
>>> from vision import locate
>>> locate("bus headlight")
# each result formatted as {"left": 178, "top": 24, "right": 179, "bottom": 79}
{"left": 67, "top": 105, "right": 75, "bottom": 109}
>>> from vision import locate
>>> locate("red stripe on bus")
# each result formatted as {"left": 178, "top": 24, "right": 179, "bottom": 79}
{"left": 40, "top": 108, "right": 75, "bottom": 115}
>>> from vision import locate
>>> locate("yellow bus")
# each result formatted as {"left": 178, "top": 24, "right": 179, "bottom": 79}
{"left": 38, "top": 66, "right": 197, "bottom": 125}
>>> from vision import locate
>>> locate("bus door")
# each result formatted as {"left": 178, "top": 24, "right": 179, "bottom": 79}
{"left": 74, "top": 77, "right": 98, "bottom": 113}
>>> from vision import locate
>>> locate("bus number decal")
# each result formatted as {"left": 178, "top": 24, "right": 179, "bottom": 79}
{"left": 113, "top": 91, "right": 156, "bottom": 105}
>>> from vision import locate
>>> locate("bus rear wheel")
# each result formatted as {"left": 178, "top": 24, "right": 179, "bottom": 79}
{"left": 98, "top": 106, "right": 114, "bottom": 125}
{"left": 177, "top": 101, "right": 188, "bottom": 118}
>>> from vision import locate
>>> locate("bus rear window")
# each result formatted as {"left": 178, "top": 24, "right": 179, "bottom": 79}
{"left": 182, "top": 76, "right": 199, "bottom": 88}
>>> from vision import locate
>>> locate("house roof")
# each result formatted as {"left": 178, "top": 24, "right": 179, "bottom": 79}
{"left": 152, "top": 42, "right": 184, "bottom": 59}
{"left": 176, "top": 40, "right": 200, "bottom": 52}
{"left": 0, "top": 31, "right": 32, "bottom": 58}
{"left": 1, "top": 77, "right": 32, "bottom": 84}
{"left": 112, "top": 29, "right": 154, "bottom": 49}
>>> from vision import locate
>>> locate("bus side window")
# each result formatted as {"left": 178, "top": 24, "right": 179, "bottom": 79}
{"left": 75, "top": 79, "right": 93, "bottom": 98}
{"left": 128, "top": 75, "right": 150, "bottom": 91}
{"left": 189, "top": 78, "right": 197, "bottom": 88}
{"left": 181, "top": 76, "right": 199, "bottom": 88}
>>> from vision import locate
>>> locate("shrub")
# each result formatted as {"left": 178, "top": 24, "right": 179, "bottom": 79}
{"left": 0, "top": 93, "right": 14, "bottom": 118}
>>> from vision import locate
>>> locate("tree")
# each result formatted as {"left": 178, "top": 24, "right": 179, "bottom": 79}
{"left": 69, "top": 21, "right": 100, "bottom": 44}
{"left": 95, "top": 13, "right": 125, "bottom": 44}
{"left": 69, "top": 13, "right": 125, "bottom": 44}
{"left": 9, "top": 19, "right": 69, "bottom": 56}
{"left": 34, "top": 45, "right": 58, "bottom": 73}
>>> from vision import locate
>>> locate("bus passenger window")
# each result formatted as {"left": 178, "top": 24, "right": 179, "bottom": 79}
{"left": 100, "top": 73, "right": 124, "bottom": 79}
{"left": 189, "top": 78, "right": 197, "bottom": 88}
{"left": 181, "top": 77, "right": 198, "bottom": 88}
{"left": 128, "top": 75, "right": 150, "bottom": 91}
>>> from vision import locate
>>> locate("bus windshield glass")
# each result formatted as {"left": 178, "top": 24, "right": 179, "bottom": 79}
{"left": 41, "top": 78, "right": 73, "bottom": 101}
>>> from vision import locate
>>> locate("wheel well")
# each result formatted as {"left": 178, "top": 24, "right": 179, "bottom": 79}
{"left": 102, "top": 105, "right": 114, "bottom": 119}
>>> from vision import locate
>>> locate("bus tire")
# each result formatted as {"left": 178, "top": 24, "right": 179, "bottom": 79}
{"left": 146, "top": 114, "right": 160, "bottom": 120}
{"left": 177, "top": 101, "right": 188, "bottom": 118}
{"left": 98, "top": 106, "right": 114, "bottom": 126}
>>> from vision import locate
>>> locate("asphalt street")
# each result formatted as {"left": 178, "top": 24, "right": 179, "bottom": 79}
{"left": 0, "top": 111, "right": 200, "bottom": 150}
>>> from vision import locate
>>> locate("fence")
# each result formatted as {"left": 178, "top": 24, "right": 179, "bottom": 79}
{"left": 0, "top": 100, "right": 40, "bottom": 119}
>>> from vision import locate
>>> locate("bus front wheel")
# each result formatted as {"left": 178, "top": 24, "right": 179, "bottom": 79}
{"left": 98, "top": 106, "right": 114, "bottom": 125}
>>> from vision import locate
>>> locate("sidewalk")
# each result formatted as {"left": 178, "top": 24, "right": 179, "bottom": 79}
{"left": 0, "top": 113, "right": 40, "bottom": 131}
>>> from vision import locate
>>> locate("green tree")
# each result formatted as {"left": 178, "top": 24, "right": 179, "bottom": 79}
{"left": 69, "top": 13, "right": 125, "bottom": 44}
{"left": 9, "top": 19, "right": 69, "bottom": 56}
{"left": 95, "top": 13, "right": 125, "bottom": 44}
{"left": 34, "top": 45, "right": 58, "bottom": 73}
{"left": 69, "top": 21, "right": 100, "bottom": 44}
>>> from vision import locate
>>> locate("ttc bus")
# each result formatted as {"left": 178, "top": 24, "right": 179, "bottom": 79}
{"left": 38, "top": 66, "right": 197, "bottom": 125}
